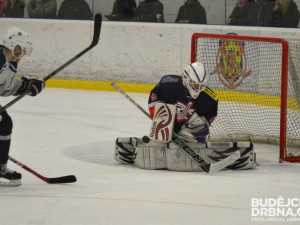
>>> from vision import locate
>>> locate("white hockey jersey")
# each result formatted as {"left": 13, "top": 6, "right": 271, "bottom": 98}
{"left": 0, "top": 46, "right": 22, "bottom": 97}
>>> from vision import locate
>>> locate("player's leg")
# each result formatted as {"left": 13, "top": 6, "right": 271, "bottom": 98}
{"left": 0, "top": 111, "right": 22, "bottom": 183}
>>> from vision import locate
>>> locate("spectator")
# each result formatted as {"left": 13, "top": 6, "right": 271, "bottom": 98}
{"left": 1, "top": 0, "right": 25, "bottom": 18}
{"left": 136, "top": 0, "right": 164, "bottom": 22}
{"left": 0, "top": 0, "right": 5, "bottom": 15}
{"left": 57, "top": 0, "right": 93, "bottom": 20}
{"left": 272, "top": 0, "right": 299, "bottom": 27}
{"left": 258, "top": 0, "right": 279, "bottom": 26}
{"left": 27, "top": 0, "right": 57, "bottom": 19}
{"left": 227, "top": 0, "right": 260, "bottom": 26}
{"left": 106, "top": 0, "right": 137, "bottom": 21}
{"left": 175, "top": 0, "right": 207, "bottom": 24}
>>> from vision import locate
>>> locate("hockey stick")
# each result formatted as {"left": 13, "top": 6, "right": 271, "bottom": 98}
{"left": 111, "top": 82, "right": 240, "bottom": 173}
{"left": 9, "top": 156, "right": 76, "bottom": 184}
{"left": 0, "top": 13, "right": 102, "bottom": 113}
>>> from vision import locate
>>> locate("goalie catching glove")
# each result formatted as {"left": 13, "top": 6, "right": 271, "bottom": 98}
{"left": 178, "top": 112, "right": 210, "bottom": 143}
{"left": 16, "top": 76, "right": 44, "bottom": 96}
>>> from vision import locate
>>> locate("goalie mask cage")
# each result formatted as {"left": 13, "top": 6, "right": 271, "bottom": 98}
{"left": 191, "top": 33, "right": 300, "bottom": 163}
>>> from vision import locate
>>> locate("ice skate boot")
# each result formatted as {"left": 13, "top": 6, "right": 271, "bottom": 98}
{"left": 0, "top": 164, "right": 22, "bottom": 186}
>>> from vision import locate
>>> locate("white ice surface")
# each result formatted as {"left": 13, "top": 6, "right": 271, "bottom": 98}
{"left": 1, "top": 88, "right": 300, "bottom": 225}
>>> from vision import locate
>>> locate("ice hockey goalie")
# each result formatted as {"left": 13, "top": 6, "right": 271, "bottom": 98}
{"left": 114, "top": 63, "right": 257, "bottom": 171}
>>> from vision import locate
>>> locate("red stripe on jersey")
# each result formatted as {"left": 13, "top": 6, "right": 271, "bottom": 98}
{"left": 149, "top": 106, "right": 155, "bottom": 118}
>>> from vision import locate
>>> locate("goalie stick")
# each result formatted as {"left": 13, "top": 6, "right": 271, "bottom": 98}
{"left": 111, "top": 82, "right": 241, "bottom": 174}
{"left": 0, "top": 13, "right": 102, "bottom": 113}
{"left": 9, "top": 156, "right": 76, "bottom": 184}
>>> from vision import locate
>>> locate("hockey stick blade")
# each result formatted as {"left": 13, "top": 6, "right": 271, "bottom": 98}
{"left": 0, "top": 14, "right": 102, "bottom": 113}
{"left": 9, "top": 156, "right": 77, "bottom": 184}
{"left": 91, "top": 13, "right": 102, "bottom": 47}
{"left": 48, "top": 175, "right": 77, "bottom": 184}
{"left": 43, "top": 13, "right": 102, "bottom": 82}
{"left": 208, "top": 151, "right": 241, "bottom": 174}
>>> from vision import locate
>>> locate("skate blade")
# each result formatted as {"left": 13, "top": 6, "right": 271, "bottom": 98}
{"left": 0, "top": 178, "right": 22, "bottom": 186}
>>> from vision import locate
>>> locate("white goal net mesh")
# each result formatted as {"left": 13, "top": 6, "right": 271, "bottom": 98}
{"left": 192, "top": 34, "right": 300, "bottom": 161}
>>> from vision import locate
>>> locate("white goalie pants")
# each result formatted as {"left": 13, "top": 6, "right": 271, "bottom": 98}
{"left": 115, "top": 138, "right": 256, "bottom": 172}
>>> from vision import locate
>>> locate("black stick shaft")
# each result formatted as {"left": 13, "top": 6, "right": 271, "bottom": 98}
{"left": 0, "top": 14, "right": 102, "bottom": 113}
{"left": 111, "top": 82, "right": 151, "bottom": 119}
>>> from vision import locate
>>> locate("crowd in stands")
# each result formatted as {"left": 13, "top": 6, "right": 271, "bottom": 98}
{"left": 0, "top": 0, "right": 26, "bottom": 18}
{"left": 0, "top": 0, "right": 92, "bottom": 20}
{"left": 27, "top": 0, "right": 57, "bottom": 19}
{"left": 227, "top": 0, "right": 300, "bottom": 27}
{"left": 0, "top": 0, "right": 299, "bottom": 28}
{"left": 106, "top": 0, "right": 299, "bottom": 27}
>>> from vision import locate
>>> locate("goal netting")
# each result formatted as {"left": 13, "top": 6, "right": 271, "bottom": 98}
{"left": 191, "top": 33, "right": 300, "bottom": 162}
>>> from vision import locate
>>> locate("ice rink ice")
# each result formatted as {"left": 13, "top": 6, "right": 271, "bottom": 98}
{"left": 1, "top": 88, "right": 300, "bottom": 225}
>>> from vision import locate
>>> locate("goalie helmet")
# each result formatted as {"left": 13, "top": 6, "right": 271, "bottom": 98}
{"left": 182, "top": 62, "right": 208, "bottom": 99}
{"left": 2, "top": 27, "right": 33, "bottom": 57}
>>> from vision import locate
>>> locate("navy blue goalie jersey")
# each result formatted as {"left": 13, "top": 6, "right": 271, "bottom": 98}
{"left": 148, "top": 75, "right": 218, "bottom": 133}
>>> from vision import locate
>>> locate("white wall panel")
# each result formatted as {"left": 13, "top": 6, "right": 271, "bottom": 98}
{"left": 0, "top": 18, "right": 299, "bottom": 84}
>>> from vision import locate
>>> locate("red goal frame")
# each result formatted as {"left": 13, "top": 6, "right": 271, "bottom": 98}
{"left": 191, "top": 33, "right": 298, "bottom": 163}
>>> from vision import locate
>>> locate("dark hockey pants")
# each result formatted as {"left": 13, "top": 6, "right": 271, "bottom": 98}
{"left": 0, "top": 110, "right": 12, "bottom": 164}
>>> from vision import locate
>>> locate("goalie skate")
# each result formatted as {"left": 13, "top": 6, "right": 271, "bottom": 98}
{"left": 0, "top": 164, "right": 22, "bottom": 186}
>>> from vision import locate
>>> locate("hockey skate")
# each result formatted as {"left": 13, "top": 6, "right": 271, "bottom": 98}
{"left": 0, "top": 164, "right": 22, "bottom": 186}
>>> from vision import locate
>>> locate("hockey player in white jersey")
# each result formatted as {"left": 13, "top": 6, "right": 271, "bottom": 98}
{"left": 114, "top": 62, "right": 257, "bottom": 172}
{"left": 0, "top": 27, "right": 44, "bottom": 185}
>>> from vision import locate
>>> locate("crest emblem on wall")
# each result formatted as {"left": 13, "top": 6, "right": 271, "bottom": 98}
{"left": 216, "top": 37, "right": 251, "bottom": 89}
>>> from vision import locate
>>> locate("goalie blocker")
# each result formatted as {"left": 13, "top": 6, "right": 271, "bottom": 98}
{"left": 115, "top": 137, "right": 257, "bottom": 172}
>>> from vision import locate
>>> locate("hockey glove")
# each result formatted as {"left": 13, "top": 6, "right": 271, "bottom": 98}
{"left": 191, "top": 124, "right": 209, "bottom": 144}
{"left": 178, "top": 113, "right": 210, "bottom": 144}
{"left": 16, "top": 76, "right": 45, "bottom": 96}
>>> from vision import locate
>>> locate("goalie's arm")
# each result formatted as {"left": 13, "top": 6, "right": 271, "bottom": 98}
{"left": 178, "top": 112, "right": 210, "bottom": 143}
{"left": 194, "top": 87, "right": 219, "bottom": 124}
{"left": 148, "top": 75, "right": 180, "bottom": 118}
{"left": 148, "top": 84, "right": 165, "bottom": 118}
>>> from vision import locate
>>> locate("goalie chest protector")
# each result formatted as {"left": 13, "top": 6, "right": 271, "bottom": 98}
{"left": 148, "top": 75, "right": 218, "bottom": 132}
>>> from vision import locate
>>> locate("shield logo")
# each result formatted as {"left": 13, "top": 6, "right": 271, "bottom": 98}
{"left": 216, "top": 39, "right": 251, "bottom": 89}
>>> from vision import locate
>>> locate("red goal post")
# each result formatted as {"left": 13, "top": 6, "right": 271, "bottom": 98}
{"left": 191, "top": 33, "right": 300, "bottom": 162}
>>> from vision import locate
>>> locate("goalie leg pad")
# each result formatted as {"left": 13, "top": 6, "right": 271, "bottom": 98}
{"left": 205, "top": 142, "right": 257, "bottom": 170}
{"left": 134, "top": 140, "right": 167, "bottom": 170}
{"left": 166, "top": 142, "right": 256, "bottom": 171}
{"left": 166, "top": 142, "right": 207, "bottom": 172}
{"left": 225, "top": 142, "right": 257, "bottom": 170}
{"left": 115, "top": 137, "right": 137, "bottom": 165}
{"left": 115, "top": 138, "right": 256, "bottom": 171}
